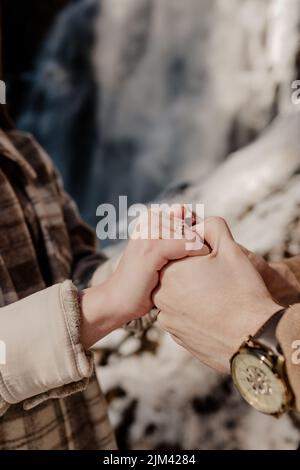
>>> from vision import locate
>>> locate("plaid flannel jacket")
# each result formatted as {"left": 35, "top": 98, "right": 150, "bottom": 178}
{"left": 0, "top": 129, "right": 116, "bottom": 449}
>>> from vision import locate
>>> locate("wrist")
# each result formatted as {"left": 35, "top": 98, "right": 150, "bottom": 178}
{"left": 250, "top": 299, "right": 284, "bottom": 336}
{"left": 80, "top": 280, "right": 125, "bottom": 349}
{"left": 231, "top": 299, "right": 283, "bottom": 356}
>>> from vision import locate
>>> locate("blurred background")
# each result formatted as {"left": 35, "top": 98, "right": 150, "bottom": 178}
{"left": 1, "top": 0, "right": 300, "bottom": 450}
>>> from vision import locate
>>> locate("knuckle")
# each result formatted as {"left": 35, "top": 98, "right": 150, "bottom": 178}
{"left": 205, "top": 216, "right": 233, "bottom": 242}
{"left": 205, "top": 216, "right": 227, "bottom": 229}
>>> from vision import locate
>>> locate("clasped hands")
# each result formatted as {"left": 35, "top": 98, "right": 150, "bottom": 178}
{"left": 82, "top": 208, "right": 286, "bottom": 374}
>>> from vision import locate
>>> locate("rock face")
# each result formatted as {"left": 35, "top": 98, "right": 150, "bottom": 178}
{"left": 18, "top": 0, "right": 300, "bottom": 449}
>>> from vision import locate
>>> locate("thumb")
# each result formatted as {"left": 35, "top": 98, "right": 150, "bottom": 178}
{"left": 183, "top": 225, "right": 210, "bottom": 256}
{"left": 192, "top": 216, "right": 234, "bottom": 252}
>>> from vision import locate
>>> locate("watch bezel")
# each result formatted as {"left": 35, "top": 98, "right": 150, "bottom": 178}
{"left": 230, "top": 340, "right": 293, "bottom": 417}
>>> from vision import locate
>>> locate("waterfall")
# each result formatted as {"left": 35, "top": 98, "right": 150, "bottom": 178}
{"left": 19, "top": 0, "right": 299, "bottom": 229}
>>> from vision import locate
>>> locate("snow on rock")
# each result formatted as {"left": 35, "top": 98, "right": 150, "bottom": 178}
{"left": 97, "top": 332, "right": 300, "bottom": 450}
{"left": 186, "top": 113, "right": 300, "bottom": 220}
{"left": 181, "top": 112, "right": 300, "bottom": 256}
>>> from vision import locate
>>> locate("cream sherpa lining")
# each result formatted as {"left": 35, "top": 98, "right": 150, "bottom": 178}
{"left": 0, "top": 280, "right": 94, "bottom": 416}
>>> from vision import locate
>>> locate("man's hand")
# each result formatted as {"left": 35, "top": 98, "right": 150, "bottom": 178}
{"left": 153, "top": 217, "right": 281, "bottom": 373}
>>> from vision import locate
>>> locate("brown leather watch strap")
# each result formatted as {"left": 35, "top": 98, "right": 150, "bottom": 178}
{"left": 253, "top": 308, "right": 287, "bottom": 355}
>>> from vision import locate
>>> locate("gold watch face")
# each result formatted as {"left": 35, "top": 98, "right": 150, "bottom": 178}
{"left": 231, "top": 350, "right": 287, "bottom": 415}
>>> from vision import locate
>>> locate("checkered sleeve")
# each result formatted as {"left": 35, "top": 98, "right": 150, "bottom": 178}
{"left": 53, "top": 170, "right": 107, "bottom": 289}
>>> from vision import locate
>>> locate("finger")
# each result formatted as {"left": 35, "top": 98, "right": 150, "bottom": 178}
{"left": 192, "top": 216, "right": 234, "bottom": 252}
{"left": 160, "top": 212, "right": 184, "bottom": 238}
{"left": 141, "top": 208, "right": 195, "bottom": 239}
{"left": 135, "top": 209, "right": 209, "bottom": 267}
{"left": 183, "top": 225, "right": 209, "bottom": 254}
{"left": 136, "top": 209, "right": 184, "bottom": 239}
{"left": 187, "top": 243, "right": 210, "bottom": 256}
{"left": 165, "top": 205, "right": 198, "bottom": 227}
{"left": 164, "top": 203, "right": 184, "bottom": 220}
{"left": 150, "top": 211, "right": 200, "bottom": 245}
{"left": 157, "top": 231, "right": 209, "bottom": 265}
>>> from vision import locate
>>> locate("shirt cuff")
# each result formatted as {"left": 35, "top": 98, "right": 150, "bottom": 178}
{"left": 0, "top": 280, "right": 93, "bottom": 415}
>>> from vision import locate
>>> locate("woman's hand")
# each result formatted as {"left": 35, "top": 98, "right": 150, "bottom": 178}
{"left": 153, "top": 217, "right": 281, "bottom": 373}
{"left": 80, "top": 208, "right": 209, "bottom": 348}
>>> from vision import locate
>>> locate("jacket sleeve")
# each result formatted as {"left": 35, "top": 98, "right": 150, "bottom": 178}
{"left": 278, "top": 255, "right": 300, "bottom": 282}
{"left": 270, "top": 255, "right": 300, "bottom": 306}
{"left": 0, "top": 138, "right": 104, "bottom": 417}
{"left": 270, "top": 255, "right": 300, "bottom": 411}
{"left": 0, "top": 280, "right": 93, "bottom": 416}
{"left": 53, "top": 170, "right": 107, "bottom": 289}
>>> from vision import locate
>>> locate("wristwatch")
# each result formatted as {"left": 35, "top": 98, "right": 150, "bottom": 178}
{"left": 230, "top": 308, "right": 294, "bottom": 416}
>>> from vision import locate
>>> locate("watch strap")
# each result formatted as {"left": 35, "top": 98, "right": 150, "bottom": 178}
{"left": 252, "top": 308, "right": 286, "bottom": 356}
